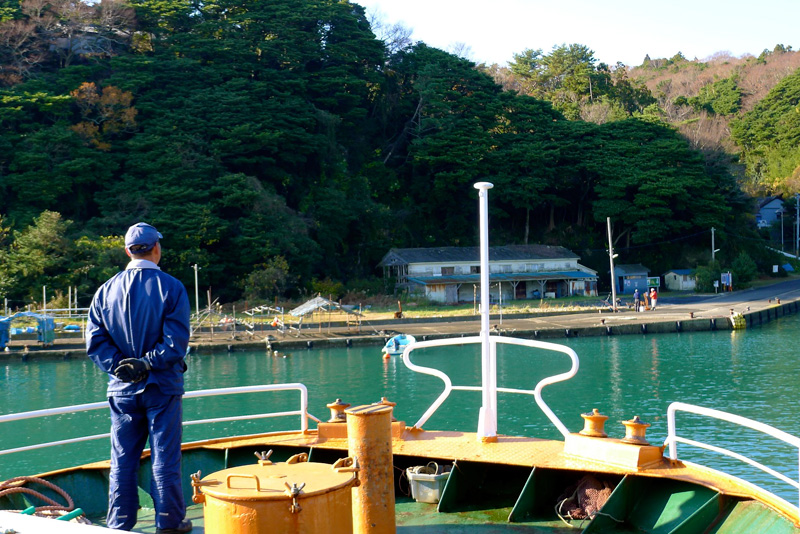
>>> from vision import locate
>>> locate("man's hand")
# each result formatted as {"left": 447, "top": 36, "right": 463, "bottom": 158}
{"left": 114, "top": 358, "right": 150, "bottom": 383}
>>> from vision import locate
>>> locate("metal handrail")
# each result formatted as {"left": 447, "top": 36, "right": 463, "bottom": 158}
{"left": 402, "top": 335, "right": 579, "bottom": 437}
{"left": 0, "top": 383, "right": 317, "bottom": 457}
{"left": 665, "top": 401, "right": 800, "bottom": 513}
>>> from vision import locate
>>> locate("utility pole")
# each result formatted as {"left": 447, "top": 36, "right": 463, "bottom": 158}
{"left": 796, "top": 193, "right": 799, "bottom": 259}
{"left": 780, "top": 210, "right": 785, "bottom": 252}
{"left": 607, "top": 217, "right": 617, "bottom": 313}
{"left": 192, "top": 264, "right": 200, "bottom": 316}
{"left": 711, "top": 227, "right": 716, "bottom": 262}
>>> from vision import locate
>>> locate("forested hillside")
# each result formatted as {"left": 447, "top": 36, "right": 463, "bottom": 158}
{"left": 485, "top": 45, "right": 800, "bottom": 195}
{"left": 0, "top": 0, "right": 788, "bottom": 308}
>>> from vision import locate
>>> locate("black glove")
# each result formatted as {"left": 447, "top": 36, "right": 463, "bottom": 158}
{"left": 114, "top": 358, "right": 150, "bottom": 383}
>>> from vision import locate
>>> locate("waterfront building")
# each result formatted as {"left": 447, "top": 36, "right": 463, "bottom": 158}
{"left": 378, "top": 245, "right": 598, "bottom": 304}
{"left": 613, "top": 264, "right": 651, "bottom": 294}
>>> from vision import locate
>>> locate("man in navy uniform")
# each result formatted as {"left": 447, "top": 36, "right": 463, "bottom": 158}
{"left": 86, "top": 222, "right": 192, "bottom": 533}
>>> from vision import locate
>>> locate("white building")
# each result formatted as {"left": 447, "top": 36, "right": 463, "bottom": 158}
{"left": 664, "top": 269, "right": 696, "bottom": 291}
{"left": 379, "top": 245, "right": 598, "bottom": 304}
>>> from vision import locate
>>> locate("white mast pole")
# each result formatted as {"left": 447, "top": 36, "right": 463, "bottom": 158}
{"left": 475, "top": 182, "right": 497, "bottom": 442}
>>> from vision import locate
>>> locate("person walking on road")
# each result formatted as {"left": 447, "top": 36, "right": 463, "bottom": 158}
{"left": 633, "top": 288, "right": 640, "bottom": 312}
{"left": 86, "top": 222, "right": 192, "bottom": 534}
{"left": 650, "top": 287, "right": 658, "bottom": 311}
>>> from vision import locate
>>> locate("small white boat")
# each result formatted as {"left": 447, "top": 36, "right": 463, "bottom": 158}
{"left": 382, "top": 333, "right": 415, "bottom": 356}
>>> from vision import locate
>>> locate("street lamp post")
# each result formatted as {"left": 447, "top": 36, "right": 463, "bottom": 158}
{"left": 779, "top": 209, "right": 784, "bottom": 252}
{"left": 607, "top": 217, "right": 617, "bottom": 313}
{"left": 711, "top": 227, "right": 716, "bottom": 262}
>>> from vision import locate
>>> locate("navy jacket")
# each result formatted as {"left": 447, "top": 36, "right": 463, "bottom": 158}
{"left": 86, "top": 260, "right": 191, "bottom": 396}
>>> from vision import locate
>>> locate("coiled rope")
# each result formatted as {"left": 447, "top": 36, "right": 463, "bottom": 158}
{"left": 0, "top": 476, "right": 86, "bottom": 522}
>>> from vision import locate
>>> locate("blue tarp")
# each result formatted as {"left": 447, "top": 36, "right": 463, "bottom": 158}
{"left": 0, "top": 312, "right": 55, "bottom": 349}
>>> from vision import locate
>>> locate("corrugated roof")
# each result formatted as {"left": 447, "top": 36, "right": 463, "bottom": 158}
{"left": 407, "top": 271, "right": 597, "bottom": 286}
{"left": 614, "top": 264, "right": 650, "bottom": 275}
{"left": 379, "top": 245, "right": 579, "bottom": 266}
{"left": 665, "top": 269, "right": 694, "bottom": 276}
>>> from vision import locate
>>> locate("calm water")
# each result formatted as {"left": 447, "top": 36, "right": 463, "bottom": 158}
{"left": 3, "top": 314, "right": 800, "bottom": 501}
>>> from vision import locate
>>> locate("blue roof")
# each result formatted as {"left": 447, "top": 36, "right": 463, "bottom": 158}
{"left": 666, "top": 269, "right": 694, "bottom": 275}
{"left": 407, "top": 271, "right": 597, "bottom": 285}
{"left": 614, "top": 264, "right": 649, "bottom": 275}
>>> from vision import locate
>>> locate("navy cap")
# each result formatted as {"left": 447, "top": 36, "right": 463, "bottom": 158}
{"left": 125, "top": 222, "right": 162, "bottom": 254}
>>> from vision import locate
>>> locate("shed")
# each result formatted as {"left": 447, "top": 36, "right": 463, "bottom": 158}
{"left": 613, "top": 264, "right": 650, "bottom": 294}
{"left": 664, "top": 269, "right": 696, "bottom": 291}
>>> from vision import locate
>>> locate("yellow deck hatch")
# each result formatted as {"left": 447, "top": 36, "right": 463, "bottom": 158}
{"left": 194, "top": 456, "right": 358, "bottom": 533}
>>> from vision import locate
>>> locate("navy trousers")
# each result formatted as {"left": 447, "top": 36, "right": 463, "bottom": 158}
{"left": 107, "top": 385, "right": 185, "bottom": 531}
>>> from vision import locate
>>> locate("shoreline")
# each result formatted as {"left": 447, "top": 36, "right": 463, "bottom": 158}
{"left": 3, "top": 287, "right": 799, "bottom": 360}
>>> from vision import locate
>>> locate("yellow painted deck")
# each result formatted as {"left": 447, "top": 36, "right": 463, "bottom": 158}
{"left": 178, "top": 426, "right": 800, "bottom": 526}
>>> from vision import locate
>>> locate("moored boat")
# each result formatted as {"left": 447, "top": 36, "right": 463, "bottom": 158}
{"left": 382, "top": 333, "right": 415, "bottom": 356}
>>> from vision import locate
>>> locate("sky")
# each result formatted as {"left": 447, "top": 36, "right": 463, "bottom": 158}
{"left": 354, "top": 0, "right": 800, "bottom": 67}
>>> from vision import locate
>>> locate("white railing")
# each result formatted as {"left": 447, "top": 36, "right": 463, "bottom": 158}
{"left": 0, "top": 384, "right": 318, "bottom": 457}
{"left": 402, "top": 335, "right": 579, "bottom": 437}
{"left": 665, "top": 402, "right": 800, "bottom": 513}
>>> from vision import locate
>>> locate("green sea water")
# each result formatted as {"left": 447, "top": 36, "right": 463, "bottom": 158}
{"left": 3, "top": 314, "right": 800, "bottom": 501}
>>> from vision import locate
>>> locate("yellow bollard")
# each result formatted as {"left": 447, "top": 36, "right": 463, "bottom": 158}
{"left": 346, "top": 404, "right": 396, "bottom": 534}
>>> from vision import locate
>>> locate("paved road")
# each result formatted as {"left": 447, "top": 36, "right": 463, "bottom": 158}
{"left": 375, "top": 278, "right": 800, "bottom": 340}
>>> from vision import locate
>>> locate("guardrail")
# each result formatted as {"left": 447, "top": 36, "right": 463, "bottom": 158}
{"left": 665, "top": 401, "right": 800, "bottom": 513}
{"left": 0, "top": 384, "right": 319, "bottom": 457}
{"left": 402, "top": 336, "right": 579, "bottom": 437}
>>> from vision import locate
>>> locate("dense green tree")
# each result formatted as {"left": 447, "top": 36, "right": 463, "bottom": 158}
{"left": 689, "top": 77, "right": 742, "bottom": 115}
{"left": 730, "top": 251, "right": 758, "bottom": 287}
{"left": 488, "top": 94, "right": 563, "bottom": 243}
{"left": 590, "top": 119, "right": 728, "bottom": 245}
{"left": 2, "top": 211, "right": 73, "bottom": 302}
{"left": 242, "top": 256, "right": 293, "bottom": 301}
{"left": 731, "top": 67, "right": 800, "bottom": 192}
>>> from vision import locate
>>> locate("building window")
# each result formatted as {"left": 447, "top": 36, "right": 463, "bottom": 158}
{"left": 470, "top": 266, "right": 480, "bottom": 274}
{"left": 441, "top": 267, "right": 454, "bottom": 275}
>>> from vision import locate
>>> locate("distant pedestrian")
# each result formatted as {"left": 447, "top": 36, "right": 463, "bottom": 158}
{"left": 650, "top": 288, "right": 658, "bottom": 310}
{"left": 633, "top": 289, "right": 640, "bottom": 311}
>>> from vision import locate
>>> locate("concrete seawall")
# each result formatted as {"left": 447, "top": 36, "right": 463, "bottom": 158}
{"left": 2, "top": 298, "right": 799, "bottom": 359}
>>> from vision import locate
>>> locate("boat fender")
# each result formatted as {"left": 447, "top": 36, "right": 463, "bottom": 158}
{"left": 606, "top": 326, "right": 612, "bottom": 336}
{"left": 709, "top": 319, "right": 716, "bottom": 331}
{"left": 565, "top": 329, "right": 571, "bottom": 338}
{"left": 533, "top": 330, "right": 539, "bottom": 338}
{"left": 307, "top": 341, "right": 313, "bottom": 349}
{"left": 346, "top": 339, "right": 352, "bottom": 347}
{"left": 422, "top": 335, "right": 427, "bottom": 341}
{"left": 676, "top": 321, "right": 682, "bottom": 332}
{"left": 640, "top": 324, "right": 647, "bottom": 334}
{"left": 227, "top": 344, "right": 233, "bottom": 352}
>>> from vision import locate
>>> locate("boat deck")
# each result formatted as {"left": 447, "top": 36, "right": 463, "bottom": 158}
{"left": 98, "top": 499, "right": 577, "bottom": 533}
{"left": 188, "top": 427, "right": 799, "bottom": 524}
{"left": 22, "top": 427, "right": 799, "bottom": 532}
